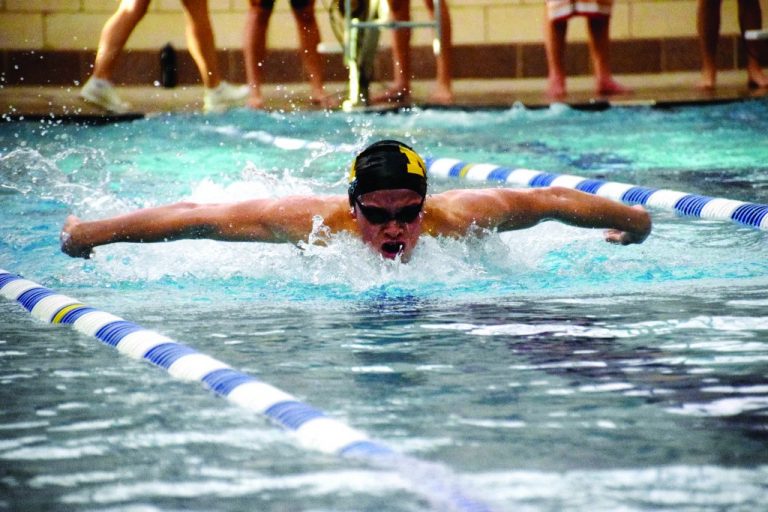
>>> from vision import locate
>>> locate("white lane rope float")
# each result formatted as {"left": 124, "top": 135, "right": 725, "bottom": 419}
{"left": 426, "top": 157, "right": 768, "bottom": 231}
{"left": 0, "top": 269, "right": 491, "bottom": 512}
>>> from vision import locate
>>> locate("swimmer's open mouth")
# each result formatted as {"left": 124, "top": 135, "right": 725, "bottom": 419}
{"left": 381, "top": 242, "right": 405, "bottom": 258}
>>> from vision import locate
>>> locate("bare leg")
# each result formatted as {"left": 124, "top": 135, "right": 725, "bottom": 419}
{"left": 738, "top": 0, "right": 768, "bottom": 87}
{"left": 180, "top": 0, "right": 222, "bottom": 88}
{"left": 372, "top": 0, "right": 412, "bottom": 103}
{"left": 544, "top": 16, "right": 568, "bottom": 99}
{"left": 697, "top": 0, "right": 722, "bottom": 89}
{"left": 91, "top": 0, "right": 151, "bottom": 80}
{"left": 587, "top": 15, "right": 629, "bottom": 95}
{"left": 292, "top": 2, "right": 335, "bottom": 106}
{"left": 424, "top": 0, "right": 453, "bottom": 103}
{"left": 180, "top": 0, "right": 221, "bottom": 89}
{"left": 243, "top": 1, "right": 271, "bottom": 108}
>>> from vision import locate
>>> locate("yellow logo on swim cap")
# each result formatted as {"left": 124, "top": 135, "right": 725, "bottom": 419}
{"left": 348, "top": 141, "right": 426, "bottom": 184}
{"left": 399, "top": 146, "right": 426, "bottom": 178}
{"left": 349, "top": 157, "right": 357, "bottom": 182}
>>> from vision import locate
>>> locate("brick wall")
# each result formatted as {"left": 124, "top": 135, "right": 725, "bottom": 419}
{"left": 0, "top": 0, "right": 765, "bottom": 85}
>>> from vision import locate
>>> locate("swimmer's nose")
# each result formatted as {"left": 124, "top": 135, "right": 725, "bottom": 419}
{"left": 381, "top": 219, "right": 404, "bottom": 233}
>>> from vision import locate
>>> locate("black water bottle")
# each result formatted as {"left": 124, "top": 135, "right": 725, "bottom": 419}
{"left": 160, "top": 43, "right": 177, "bottom": 88}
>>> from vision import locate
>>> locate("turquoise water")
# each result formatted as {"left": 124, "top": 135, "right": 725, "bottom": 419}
{"left": 1, "top": 100, "right": 768, "bottom": 511}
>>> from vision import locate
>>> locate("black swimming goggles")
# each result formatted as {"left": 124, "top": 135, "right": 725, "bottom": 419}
{"left": 354, "top": 197, "right": 424, "bottom": 224}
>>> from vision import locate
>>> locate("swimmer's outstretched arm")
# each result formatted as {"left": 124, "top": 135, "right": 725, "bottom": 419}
{"left": 431, "top": 187, "right": 651, "bottom": 245}
{"left": 502, "top": 187, "right": 651, "bottom": 244}
{"left": 61, "top": 196, "right": 350, "bottom": 259}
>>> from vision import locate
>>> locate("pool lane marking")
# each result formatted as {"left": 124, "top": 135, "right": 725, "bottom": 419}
{"left": 0, "top": 270, "right": 377, "bottom": 453}
{"left": 0, "top": 269, "right": 493, "bottom": 512}
{"left": 426, "top": 157, "right": 768, "bottom": 230}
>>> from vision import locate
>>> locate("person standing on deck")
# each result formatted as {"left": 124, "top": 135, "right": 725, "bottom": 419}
{"left": 697, "top": 0, "right": 768, "bottom": 90}
{"left": 543, "top": 0, "right": 629, "bottom": 100}
{"left": 371, "top": 0, "right": 454, "bottom": 105}
{"left": 243, "top": 0, "right": 337, "bottom": 109}
{"left": 81, "top": 0, "right": 249, "bottom": 114}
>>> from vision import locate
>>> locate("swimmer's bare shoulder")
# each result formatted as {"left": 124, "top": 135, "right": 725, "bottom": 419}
{"left": 422, "top": 189, "right": 522, "bottom": 237}
{"left": 225, "top": 194, "right": 355, "bottom": 241}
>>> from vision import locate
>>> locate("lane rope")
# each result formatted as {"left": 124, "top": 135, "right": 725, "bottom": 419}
{"left": 426, "top": 157, "right": 768, "bottom": 230}
{"left": 0, "top": 269, "right": 492, "bottom": 512}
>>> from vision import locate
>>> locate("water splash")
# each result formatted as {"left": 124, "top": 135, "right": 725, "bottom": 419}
{"left": 0, "top": 148, "right": 131, "bottom": 216}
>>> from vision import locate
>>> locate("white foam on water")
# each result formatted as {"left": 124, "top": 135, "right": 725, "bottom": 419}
{"left": 666, "top": 396, "right": 768, "bottom": 417}
{"left": 59, "top": 469, "right": 411, "bottom": 504}
{"left": 466, "top": 465, "right": 768, "bottom": 510}
{"left": 82, "top": 210, "right": 574, "bottom": 294}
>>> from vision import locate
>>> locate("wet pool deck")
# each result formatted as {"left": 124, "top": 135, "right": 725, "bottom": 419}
{"left": 1, "top": 70, "right": 766, "bottom": 122}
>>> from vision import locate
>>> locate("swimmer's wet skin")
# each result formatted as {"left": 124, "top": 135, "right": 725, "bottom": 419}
{"left": 60, "top": 140, "right": 651, "bottom": 262}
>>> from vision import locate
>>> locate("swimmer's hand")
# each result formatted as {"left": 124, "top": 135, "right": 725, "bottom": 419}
{"left": 61, "top": 215, "right": 93, "bottom": 259}
{"left": 603, "top": 205, "right": 651, "bottom": 245}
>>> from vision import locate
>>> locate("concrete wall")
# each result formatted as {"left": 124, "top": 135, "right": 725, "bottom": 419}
{"left": 0, "top": 0, "right": 765, "bottom": 85}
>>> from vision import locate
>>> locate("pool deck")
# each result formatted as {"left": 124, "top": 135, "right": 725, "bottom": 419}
{"left": 1, "top": 70, "right": 766, "bottom": 121}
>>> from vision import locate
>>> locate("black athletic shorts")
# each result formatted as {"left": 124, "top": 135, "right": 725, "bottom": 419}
{"left": 257, "top": 0, "right": 312, "bottom": 10}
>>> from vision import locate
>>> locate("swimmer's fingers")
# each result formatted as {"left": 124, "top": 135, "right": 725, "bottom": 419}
{"left": 605, "top": 206, "right": 651, "bottom": 245}
{"left": 60, "top": 233, "right": 92, "bottom": 259}
{"left": 63, "top": 244, "right": 93, "bottom": 259}
{"left": 60, "top": 215, "right": 93, "bottom": 259}
{"left": 603, "top": 229, "right": 643, "bottom": 245}
{"left": 604, "top": 229, "right": 625, "bottom": 245}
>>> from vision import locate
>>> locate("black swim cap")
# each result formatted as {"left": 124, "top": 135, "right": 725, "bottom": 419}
{"left": 348, "top": 140, "right": 428, "bottom": 206}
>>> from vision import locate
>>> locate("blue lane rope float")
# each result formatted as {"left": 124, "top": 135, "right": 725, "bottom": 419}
{"left": 426, "top": 157, "right": 768, "bottom": 230}
{"left": 0, "top": 269, "right": 492, "bottom": 512}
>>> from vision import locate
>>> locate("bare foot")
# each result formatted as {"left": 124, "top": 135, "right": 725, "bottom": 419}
{"left": 370, "top": 86, "right": 411, "bottom": 105}
{"left": 247, "top": 94, "right": 265, "bottom": 109}
{"left": 697, "top": 70, "right": 717, "bottom": 91}
{"left": 596, "top": 78, "right": 631, "bottom": 96}
{"left": 310, "top": 92, "right": 339, "bottom": 109}
{"left": 428, "top": 86, "right": 454, "bottom": 105}
{"left": 747, "top": 68, "right": 768, "bottom": 89}
{"left": 546, "top": 78, "right": 566, "bottom": 101}
{"left": 546, "top": 73, "right": 567, "bottom": 100}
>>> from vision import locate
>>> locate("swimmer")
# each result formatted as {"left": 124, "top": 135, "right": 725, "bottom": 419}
{"left": 61, "top": 140, "right": 651, "bottom": 262}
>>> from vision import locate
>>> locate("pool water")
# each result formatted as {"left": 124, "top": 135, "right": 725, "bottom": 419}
{"left": 1, "top": 100, "right": 767, "bottom": 511}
